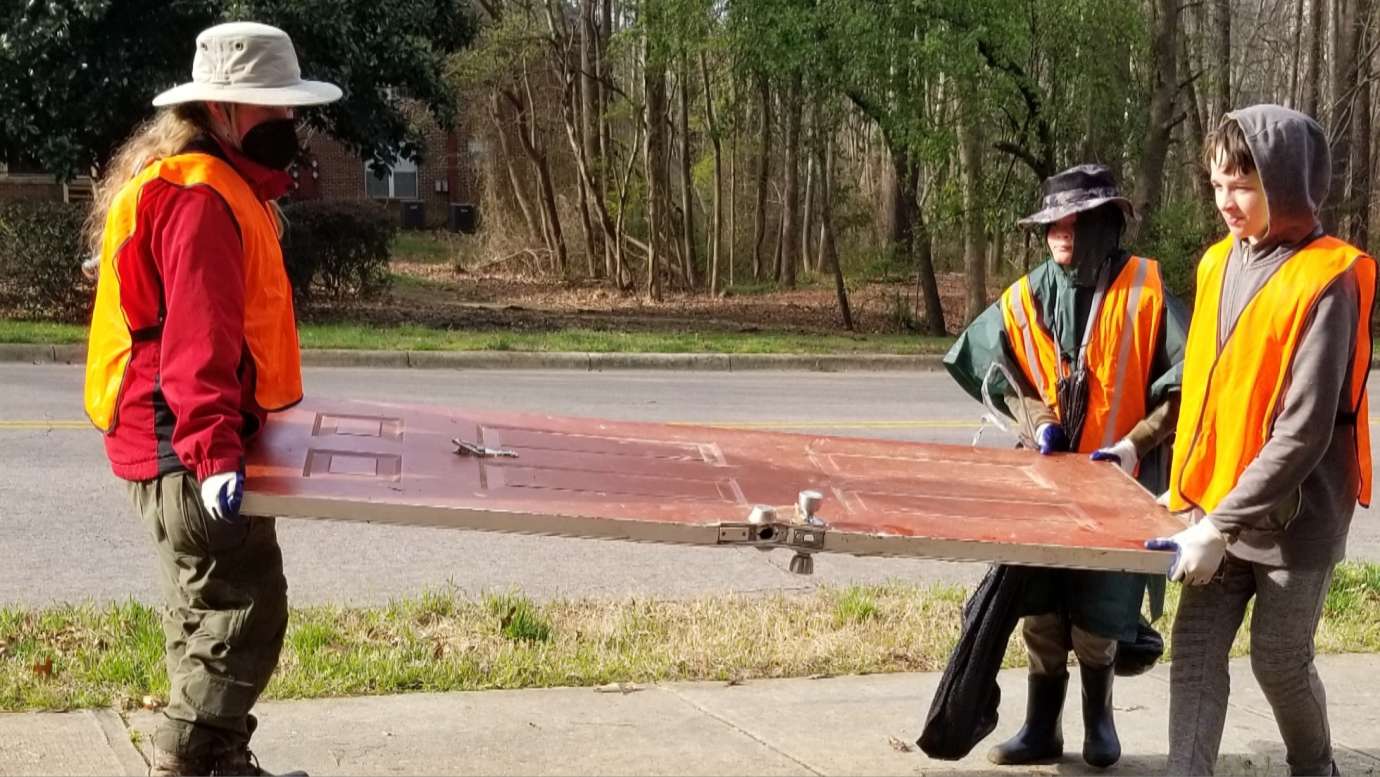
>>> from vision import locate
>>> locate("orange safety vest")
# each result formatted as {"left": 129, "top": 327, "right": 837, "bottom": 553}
{"left": 1000, "top": 256, "right": 1165, "bottom": 453}
{"left": 84, "top": 153, "right": 302, "bottom": 432}
{"left": 1169, "top": 236, "right": 1375, "bottom": 514}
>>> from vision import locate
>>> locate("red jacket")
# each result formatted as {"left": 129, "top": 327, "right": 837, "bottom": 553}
{"left": 101, "top": 138, "right": 293, "bottom": 482}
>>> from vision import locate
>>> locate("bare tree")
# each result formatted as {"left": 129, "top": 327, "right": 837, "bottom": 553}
{"left": 489, "top": 91, "right": 540, "bottom": 242}
{"left": 699, "top": 50, "right": 725, "bottom": 295}
{"left": 817, "top": 134, "right": 852, "bottom": 330}
{"left": 644, "top": 38, "right": 668, "bottom": 299}
{"left": 678, "top": 57, "right": 698, "bottom": 290}
{"left": 780, "top": 72, "right": 803, "bottom": 287}
{"left": 751, "top": 75, "right": 772, "bottom": 280}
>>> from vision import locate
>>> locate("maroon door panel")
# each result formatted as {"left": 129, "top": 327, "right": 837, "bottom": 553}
{"left": 243, "top": 399, "right": 1183, "bottom": 573}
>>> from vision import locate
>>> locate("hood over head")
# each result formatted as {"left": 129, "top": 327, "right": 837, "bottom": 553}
{"left": 1226, "top": 104, "right": 1330, "bottom": 246}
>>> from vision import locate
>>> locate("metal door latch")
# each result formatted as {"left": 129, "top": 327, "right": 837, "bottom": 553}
{"left": 452, "top": 438, "right": 518, "bottom": 458}
{"left": 717, "top": 490, "right": 828, "bottom": 575}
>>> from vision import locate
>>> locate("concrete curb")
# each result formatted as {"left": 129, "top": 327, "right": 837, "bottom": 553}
{"left": 0, "top": 342, "right": 947, "bottom": 372}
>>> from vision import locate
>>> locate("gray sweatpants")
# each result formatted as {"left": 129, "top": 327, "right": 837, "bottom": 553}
{"left": 1168, "top": 556, "right": 1335, "bottom": 776}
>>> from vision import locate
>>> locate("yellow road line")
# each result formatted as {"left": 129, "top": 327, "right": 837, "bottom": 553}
{"left": 8, "top": 416, "right": 1380, "bottom": 432}
{"left": 682, "top": 419, "right": 982, "bottom": 430}
{"left": 0, "top": 420, "right": 91, "bottom": 430}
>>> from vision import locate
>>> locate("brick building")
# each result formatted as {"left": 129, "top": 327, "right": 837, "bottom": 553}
{"left": 2, "top": 114, "right": 480, "bottom": 230}
{"left": 290, "top": 112, "right": 479, "bottom": 230}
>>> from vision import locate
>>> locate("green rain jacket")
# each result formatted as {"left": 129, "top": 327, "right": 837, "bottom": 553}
{"left": 943, "top": 252, "right": 1189, "bottom": 640}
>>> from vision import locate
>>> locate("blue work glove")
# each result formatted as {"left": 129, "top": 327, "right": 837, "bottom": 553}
{"left": 1145, "top": 518, "right": 1227, "bottom": 585}
{"left": 1091, "top": 437, "right": 1138, "bottom": 476}
{"left": 1035, "top": 423, "right": 1068, "bottom": 455}
{"left": 200, "top": 470, "right": 245, "bottom": 522}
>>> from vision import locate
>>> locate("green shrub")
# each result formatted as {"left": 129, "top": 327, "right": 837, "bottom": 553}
{"left": 281, "top": 201, "right": 396, "bottom": 301}
{"left": 0, "top": 201, "right": 92, "bottom": 322}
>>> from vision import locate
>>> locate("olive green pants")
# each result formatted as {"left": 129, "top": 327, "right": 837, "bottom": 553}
{"left": 128, "top": 471, "right": 288, "bottom": 762}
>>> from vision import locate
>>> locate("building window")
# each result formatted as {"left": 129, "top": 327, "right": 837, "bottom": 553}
{"left": 365, "top": 156, "right": 419, "bottom": 200}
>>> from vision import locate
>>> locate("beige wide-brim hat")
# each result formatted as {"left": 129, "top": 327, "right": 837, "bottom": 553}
{"left": 153, "top": 21, "right": 342, "bottom": 107}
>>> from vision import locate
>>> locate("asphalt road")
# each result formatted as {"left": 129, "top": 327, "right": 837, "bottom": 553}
{"left": 3, "top": 364, "right": 1377, "bottom": 607}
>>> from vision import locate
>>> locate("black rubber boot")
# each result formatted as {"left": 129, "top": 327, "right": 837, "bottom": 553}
{"left": 1080, "top": 662, "right": 1121, "bottom": 768}
{"left": 987, "top": 671, "right": 1068, "bottom": 765}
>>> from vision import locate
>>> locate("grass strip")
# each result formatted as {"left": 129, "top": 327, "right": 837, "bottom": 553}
{"left": 0, "top": 318, "right": 951, "bottom": 355}
{"left": 3, "top": 562, "right": 1379, "bottom": 712}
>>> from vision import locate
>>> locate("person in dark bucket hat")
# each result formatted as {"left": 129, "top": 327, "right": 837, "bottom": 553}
{"left": 940, "top": 164, "right": 1189, "bottom": 768}
{"left": 1017, "top": 164, "right": 1136, "bottom": 228}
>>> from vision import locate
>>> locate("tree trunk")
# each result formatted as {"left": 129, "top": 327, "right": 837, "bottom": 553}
{"left": 678, "top": 57, "right": 697, "bottom": 290}
{"left": 699, "top": 51, "right": 724, "bottom": 296}
{"left": 1211, "top": 0, "right": 1231, "bottom": 123}
{"left": 1326, "top": 0, "right": 1357, "bottom": 233}
{"left": 1348, "top": 0, "right": 1372, "bottom": 245}
{"left": 773, "top": 201, "right": 785, "bottom": 281}
{"left": 613, "top": 119, "right": 643, "bottom": 291}
{"left": 1304, "top": 0, "right": 1326, "bottom": 115}
{"left": 728, "top": 123, "right": 737, "bottom": 289}
{"left": 1289, "top": 0, "right": 1307, "bottom": 107}
{"left": 801, "top": 153, "right": 815, "bottom": 275}
{"left": 818, "top": 136, "right": 852, "bottom": 331}
{"left": 644, "top": 42, "right": 668, "bottom": 300}
{"left": 751, "top": 75, "right": 772, "bottom": 280}
{"left": 958, "top": 107, "right": 987, "bottom": 324}
{"left": 1181, "top": 32, "right": 1214, "bottom": 203}
{"left": 579, "top": 0, "right": 603, "bottom": 275}
{"left": 1133, "top": 0, "right": 1180, "bottom": 238}
{"left": 892, "top": 148, "right": 945, "bottom": 335}
{"left": 598, "top": 0, "right": 614, "bottom": 277}
{"left": 780, "top": 72, "right": 803, "bottom": 288}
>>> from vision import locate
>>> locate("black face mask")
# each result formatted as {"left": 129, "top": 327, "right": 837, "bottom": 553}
{"left": 1056, "top": 205, "right": 1125, "bottom": 287}
{"left": 240, "top": 118, "right": 300, "bottom": 170}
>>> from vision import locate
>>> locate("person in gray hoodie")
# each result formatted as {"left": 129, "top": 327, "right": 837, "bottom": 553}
{"left": 1146, "top": 105, "right": 1376, "bottom": 775}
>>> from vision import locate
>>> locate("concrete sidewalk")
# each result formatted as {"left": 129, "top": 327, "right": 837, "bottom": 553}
{"left": 3, "top": 655, "right": 1378, "bottom": 776}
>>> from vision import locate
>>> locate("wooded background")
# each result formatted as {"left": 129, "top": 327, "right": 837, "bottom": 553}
{"left": 449, "top": 0, "right": 1378, "bottom": 332}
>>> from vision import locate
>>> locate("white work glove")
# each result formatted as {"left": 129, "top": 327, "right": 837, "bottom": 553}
{"left": 1090, "top": 437, "right": 1138, "bottom": 477}
{"left": 1145, "top": 516, "right": 1227, "bottom": 585}
{"left": 200, "top": 471, "right": 245, "bottom": 523}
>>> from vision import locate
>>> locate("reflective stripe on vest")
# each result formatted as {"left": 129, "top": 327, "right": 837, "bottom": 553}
{"left": 999, "top": 256, "right": 1165, "bottom": 453}
{"left": 1169, "top": 236, "right": 1376, "bottom": 514}
{"left": 84, "top": 153, "right": 302, "bottom": 432}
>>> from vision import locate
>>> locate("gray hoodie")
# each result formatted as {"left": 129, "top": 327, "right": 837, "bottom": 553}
{"left": 1206, "top": 104, "right": 1364, "bottom": 569}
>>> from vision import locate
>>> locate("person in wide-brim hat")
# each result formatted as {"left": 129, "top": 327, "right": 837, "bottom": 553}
{"left": 83, "top": 21, "right": 339, "bottom": 777}
{"left": 1016, "top": 163, "right": 1136, "bottom": 227}
{"left": 940, "top": 162, "right": 1188, "bottom": 769}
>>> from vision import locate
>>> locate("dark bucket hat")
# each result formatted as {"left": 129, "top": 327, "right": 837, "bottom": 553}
{"left": 1017, "top": 164, "right": 1136, "bottom": 227}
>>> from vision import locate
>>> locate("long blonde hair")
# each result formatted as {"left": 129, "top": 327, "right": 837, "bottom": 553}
{"left": 83, "top": 102, "right": 214, "bottom": 262}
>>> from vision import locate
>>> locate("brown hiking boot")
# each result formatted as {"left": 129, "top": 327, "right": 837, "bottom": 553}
{"left": 148, "top": 746, "right": 209, "bottom": 776}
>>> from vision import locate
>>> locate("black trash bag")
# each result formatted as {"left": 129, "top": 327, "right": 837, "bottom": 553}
{"left": 1114, "top": 617, "right": 1164, "bottom": 677}
{"left": 917, "top": 564, "right": 1039, "bottom": 760}
{"left": 1056, "top": 367, "right": 1090, "bottom": 451}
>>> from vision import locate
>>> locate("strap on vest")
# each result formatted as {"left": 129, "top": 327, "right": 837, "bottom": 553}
{"left": 1337, "top": 410, "right": 1358, "bottom": 426}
